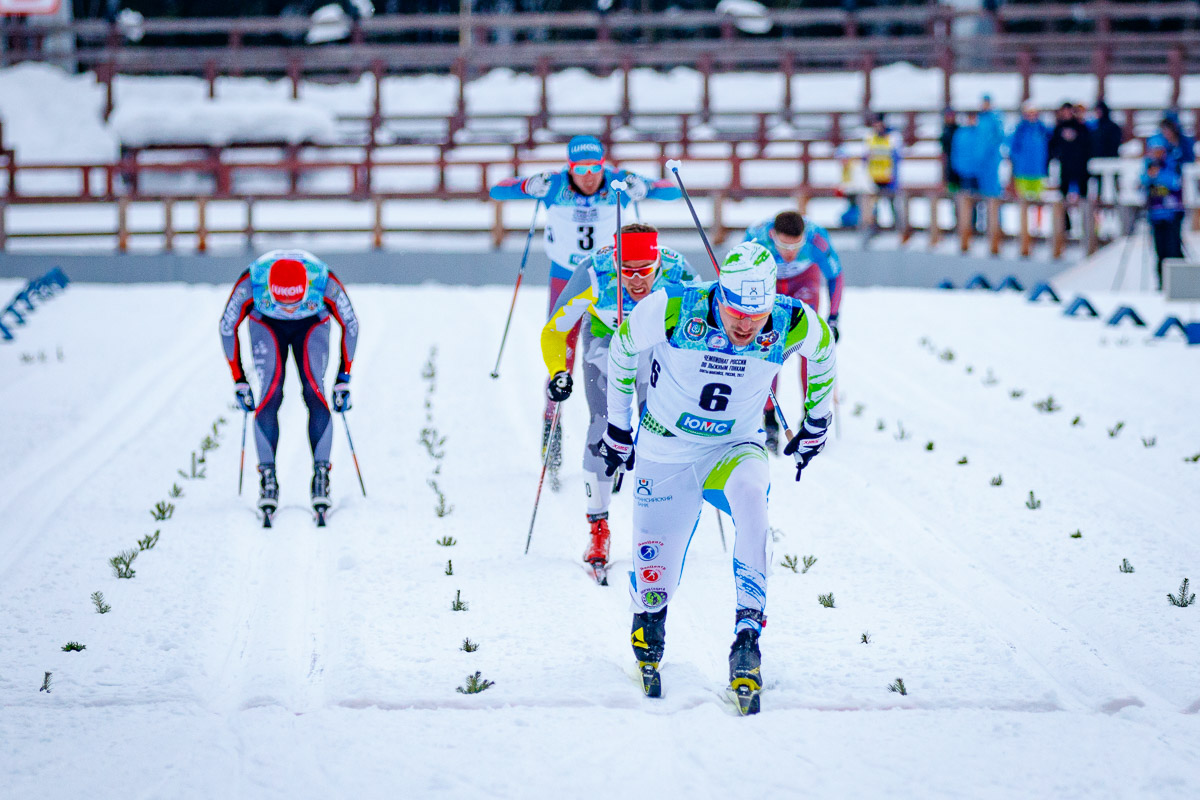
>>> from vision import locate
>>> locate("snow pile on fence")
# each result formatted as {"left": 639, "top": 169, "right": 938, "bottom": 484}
{"left": 110, "top": 99, "right": 339, "bottom": 147}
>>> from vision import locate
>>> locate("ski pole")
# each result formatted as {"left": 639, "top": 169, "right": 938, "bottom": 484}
{"left": 490, "top": 200, "right": 541, "bottom": 379}
{"left": 524, "top": 401, "right": 562, "bottom": 555}
{"left": 769, "top": 388, "right": 795, "bottom": 442}
{"left": 664, "top": 159, "right": 720, "bottom": 274}
{"left": 715, "top": 508, "right": 727, "bottom": 552}
{"left": 238, "top": 410, "right": 248, "bottom": 496}
{"left": 340, "top": 410, "right": 367, "bottom": 497}
{"left": 611, "top": 179, "right": 627, "bottom": 326}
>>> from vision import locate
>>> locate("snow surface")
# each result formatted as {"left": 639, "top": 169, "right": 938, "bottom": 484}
{"left": 1, "top": 280, "right": 1198, "bottom": 798}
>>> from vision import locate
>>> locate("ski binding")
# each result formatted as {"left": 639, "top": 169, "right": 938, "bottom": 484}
{"left": 639, "top": 662, "right": 661, "bottom": 698}
{"left": 588, "top": 560, "right": 609, "bottom": 586}
{"left": 728, "top": 679, "right": 761, "bottom": 716}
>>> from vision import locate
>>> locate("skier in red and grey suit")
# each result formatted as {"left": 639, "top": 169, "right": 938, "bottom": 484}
{"left": 219, "top": 249, "right": 359, "bottom": 516}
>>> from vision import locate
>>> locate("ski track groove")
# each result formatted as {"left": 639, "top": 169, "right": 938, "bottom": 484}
{"left": 840, "top": 336, "right": 1184, "bottom": 715}
{"left": 0, "top": 313, "right": 215, "bottom": 583}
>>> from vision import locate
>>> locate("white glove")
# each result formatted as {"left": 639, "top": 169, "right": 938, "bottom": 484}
{"left": 523, "top": 172, "right": 555, "bottom": 199}
{"left": 623, "top": 174, "right": 649, "bottom": 202}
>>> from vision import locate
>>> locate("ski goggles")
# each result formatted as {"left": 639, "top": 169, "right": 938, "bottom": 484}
{"left": 721, "top": 303, "right": 771, "bottom": 322}
{"left": 620, "top": 261, "right": 660, "bottom": 279}
{"left": 570, "top": 161, "right": 604, "bottom": 176}
{"left": 770, "top": 233, "right": 804, "bottom": 253}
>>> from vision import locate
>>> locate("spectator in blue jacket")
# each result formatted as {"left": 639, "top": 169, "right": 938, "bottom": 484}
{"left": 1143, "top": 140, "right": 1186, "bottom": 290}
{"left": 1008, "top": 102, "right": 1052, "bottom": 201}
{"left": 1152, "top": 115, "right": 1196, "bottom": 173}
{"left": 976, "top": 94, "right": 1006, "bottom": 198}
{"left": 951, "top": 110, "right": 986, "bottom": 230}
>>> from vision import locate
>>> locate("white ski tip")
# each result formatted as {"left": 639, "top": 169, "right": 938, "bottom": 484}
{"left": 665, "top": 158, "right": 682, "bottom": 172}
{"left": 610, "top": 179, "right": 629, "bottom": 192}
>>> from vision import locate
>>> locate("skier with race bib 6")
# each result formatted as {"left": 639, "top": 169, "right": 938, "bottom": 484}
{"left": 594, "top": 241, "right": 837, "bottom": 714}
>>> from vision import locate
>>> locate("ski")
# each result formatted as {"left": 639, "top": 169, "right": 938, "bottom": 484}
{"left": 587, "top": 560, "right": 609, "bottom": 586}
{"left": 314, "top": 506, "right": 329, "bottom": 527}
{"left": 727, "top": 681, "right": 761, "bottom": 716}
{"left": 260, "top": 507, "right": 275, "bottom": 529}
{"left": 639, "top": 663, "right": 661, "bottom": 698}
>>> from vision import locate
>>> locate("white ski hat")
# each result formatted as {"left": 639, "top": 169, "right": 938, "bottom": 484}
{"left": 718, "top": 242, "right": 776, "bottom": 314}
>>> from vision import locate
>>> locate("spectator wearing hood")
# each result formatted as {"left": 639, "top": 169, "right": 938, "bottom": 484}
{"left": 976, "top": 94, "right": 1005, "bottom": 197}
{"left": 939, "top": 107, "right": 960, "bottom": 193}
{"left": 1008, "top": 102, "right": 1052, "bottom": 201}
{"left": 1151, "top": 115, "right": 1196, "bottom": 173}
{"left": 1089, "top": 101, "right": 1123, "bottom": 159}
{"left": 951, "top": 110, "right": 987, "bottom": 230}
{"left": 1049, "top": 102, "right": 1093, "bottom": 199}
{"left": 1142, "top": 139, "right": 1186, "bottom": 290}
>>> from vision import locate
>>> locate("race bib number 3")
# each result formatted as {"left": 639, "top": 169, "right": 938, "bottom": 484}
{"left": 676, "top": 412, "right": 734, "bottom": 437}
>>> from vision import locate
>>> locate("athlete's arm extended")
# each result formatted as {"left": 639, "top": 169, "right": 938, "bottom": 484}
{"left": 323, "top": 270, "right": 359, "bottom": 377}
{"left": 606, "top": 288, "right": 671, "bottom": 430}
{"left": 540, "top": 262, "right": 597, "bottom": 375}
{"left": 782, "top": 302, "right": 838, "bottom": 420}
{"left": 218, "top": 269, "right": 253, "bottom": 381}
{"left": 489, "top": 171, "right": 565, "bottom": 201}
{"left": 807, "top": 224, "right": 845, "bottom": 317}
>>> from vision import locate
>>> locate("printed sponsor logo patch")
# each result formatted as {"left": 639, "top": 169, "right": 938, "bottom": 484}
{"left": 638, "top": 542, "right": 663, "bottom": 561}
{"left": 676, "top": 412, "right": 734, "bottom": 437}
{"left": 684, "top": 317, "right": 707, "bottom": 340}
{"left": 706, "top": 333, "right": 729, "bottom": 350}
{"left": 636, "top": 478, "right": 654, "bottom": 496}
{"left": 268, "top": 258, "right": 307, "bottom": 305}
{"left": 641, "top": 589, "right": 668, "bottom": 608}
{"left": 755, "top": 330, "right": 779, "bottom": 350}
{"left": 641, "top": 567, "right": 664, "bottom": 583}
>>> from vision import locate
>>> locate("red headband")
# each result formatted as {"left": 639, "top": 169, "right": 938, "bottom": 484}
{"left": 616, "top": 231, "right": 659, "bottom": 262}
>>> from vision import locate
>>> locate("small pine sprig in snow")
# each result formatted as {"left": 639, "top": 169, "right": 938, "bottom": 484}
{"left": 168, "top": 483, "right": 184, "bottom": 498}
{"left": 801, "top": 555, "right": 817, "bottom": 574}
{"left": 109, "top": 549, "right": 138, "bottom": 579}
{"left": 852, "top": 403, "right": 865, "bottom": 417}
{"left": 861, "top": 632, "right": 871, "bottom": 644}
{"left": 888, "top": 678, "right": 908, "bottom": 695}
{"left": 445, "top": 559, "right": 453, "bottom": 576}
{"left": 957, "top": 456, "right": 968, "bottom": 465}
{"left": 1025, "top": 491, "right": 1042, "bottom": 510}
{"left": 451, "top": 590, "right": 469, "bottom": 612}
{"left": 178, "top": 452, "right": 206, "bottom": 480}
{"left": 461, "top": 638, "right": 479, "bottom": 652}
{"left": 780, "top": 555, "right": 800, "bottom": 573}
{"left": 1069, "top": 530, "right": 1082, "bottom": 539}
{"left": 1108, "top": 421, "right": 1124, "bottom": 438}
{"left": 150, "top": 501, "right": 174, "bottom": 521}
{"left": 456, "top": 671, "right": 494, "bottom": 694}
{"left": 1119, "top": 559, "right": 1135, "bottom": 573}
{"left": 1184, "top": 452, "right": 1200, "bottom": 463}
{"left": 39, "top": 672, "right": 52, "bottom": 693}
{"left": 1167, "top": 578, "right": 1195, "bottom": 608}
{"left": 924, "top": 441, "right": 934, "bottom": 451}
{"left": 436, "top": 536, "right": 456, "bottom": 547}
{"left": 894, "top": 422, "right": 909, "bottom": 441}
{"left": 61, "top": 641, "right": 86, "bottom": 652}
{"left": 990, "top": 474, "right": 1003, "bottom": 486}
{"left": 1033, "top": 395, "right": 1061, "bottom": 413}
{"left": 818, "top": 592, "right": 835, "bottom": 608}
{"left": 91, "top": 591, "right": 111, "bottom": 614}
{"left": 138, "top": 530, "right": 160, "bottom": 551}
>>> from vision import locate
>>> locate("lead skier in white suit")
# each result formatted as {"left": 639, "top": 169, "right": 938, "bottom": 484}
{"left": 594, "top": 241, "right": 837, "bottom": 713}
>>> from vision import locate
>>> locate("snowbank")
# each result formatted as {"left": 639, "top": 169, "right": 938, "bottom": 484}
{"left": 110, "top": 99, "right": 339, "bottom": 147}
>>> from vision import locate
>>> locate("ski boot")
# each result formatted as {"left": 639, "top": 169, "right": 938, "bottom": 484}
{"left": 631, "top": 606, "right": 667, "bottom": 698}
{"left": 728, "top": 614, "right": 764, "bottom": 716}
{"left": 311, "top": 460, "right": 331, "bottom": 527}
{"left": 583, "top": 514, "right": 611, "bottom": 585}
{"left": 763, "top": 407, "right": 780, "bottom": 455}
{"left": 258, "top": 464, "right": 279, "bottom": 528}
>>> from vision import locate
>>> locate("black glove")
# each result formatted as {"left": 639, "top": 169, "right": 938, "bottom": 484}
{"left": 593, "top": 424, "right": 634, "bottom": 477}
{"left": 783, "top": 414, "right": 831, "bottom": 480}
{"left": 828, "top": 315, "right": 840, "bottom": 343}
{"left": 332, "top": 372, "right": 351, "bottom": 412}
{"left": 546, "top": 371, "right": 573, "bottom": 402}
{"left": 234, "top": 381, "right": 256, "bottom": 412}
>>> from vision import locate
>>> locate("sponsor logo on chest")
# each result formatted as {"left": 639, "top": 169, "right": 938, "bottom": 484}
{"left": 676, "top": 412, "right": 734, "bottom": 436}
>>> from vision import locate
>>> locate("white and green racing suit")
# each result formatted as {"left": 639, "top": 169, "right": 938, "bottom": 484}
{"left": 606, "top": 281, "right": 836, "bottom": 629}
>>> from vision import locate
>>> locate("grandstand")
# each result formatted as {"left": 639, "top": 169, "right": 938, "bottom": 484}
{"left": 0, "top": 2, "right": 1195, "bottom": 255}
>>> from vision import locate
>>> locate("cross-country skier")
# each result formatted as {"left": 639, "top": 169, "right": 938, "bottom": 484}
{"left": 594, "top": 241, "right": 837, "bottom": 714}
{"left": 490, "top": 135, "right": 680, "bottom": 486}
{"left": 219, "top": 249, "right": 359, "bottom": 526}
{"left": 742, "top": 211, "right": 842, "bottom": 453}
{"left": 540, "top": 222, "right": 697, "bottom": 581}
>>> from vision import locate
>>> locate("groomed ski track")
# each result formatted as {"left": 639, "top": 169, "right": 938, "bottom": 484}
{"left": 1, "top": 280, "right": 1198, "bottom": 799}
